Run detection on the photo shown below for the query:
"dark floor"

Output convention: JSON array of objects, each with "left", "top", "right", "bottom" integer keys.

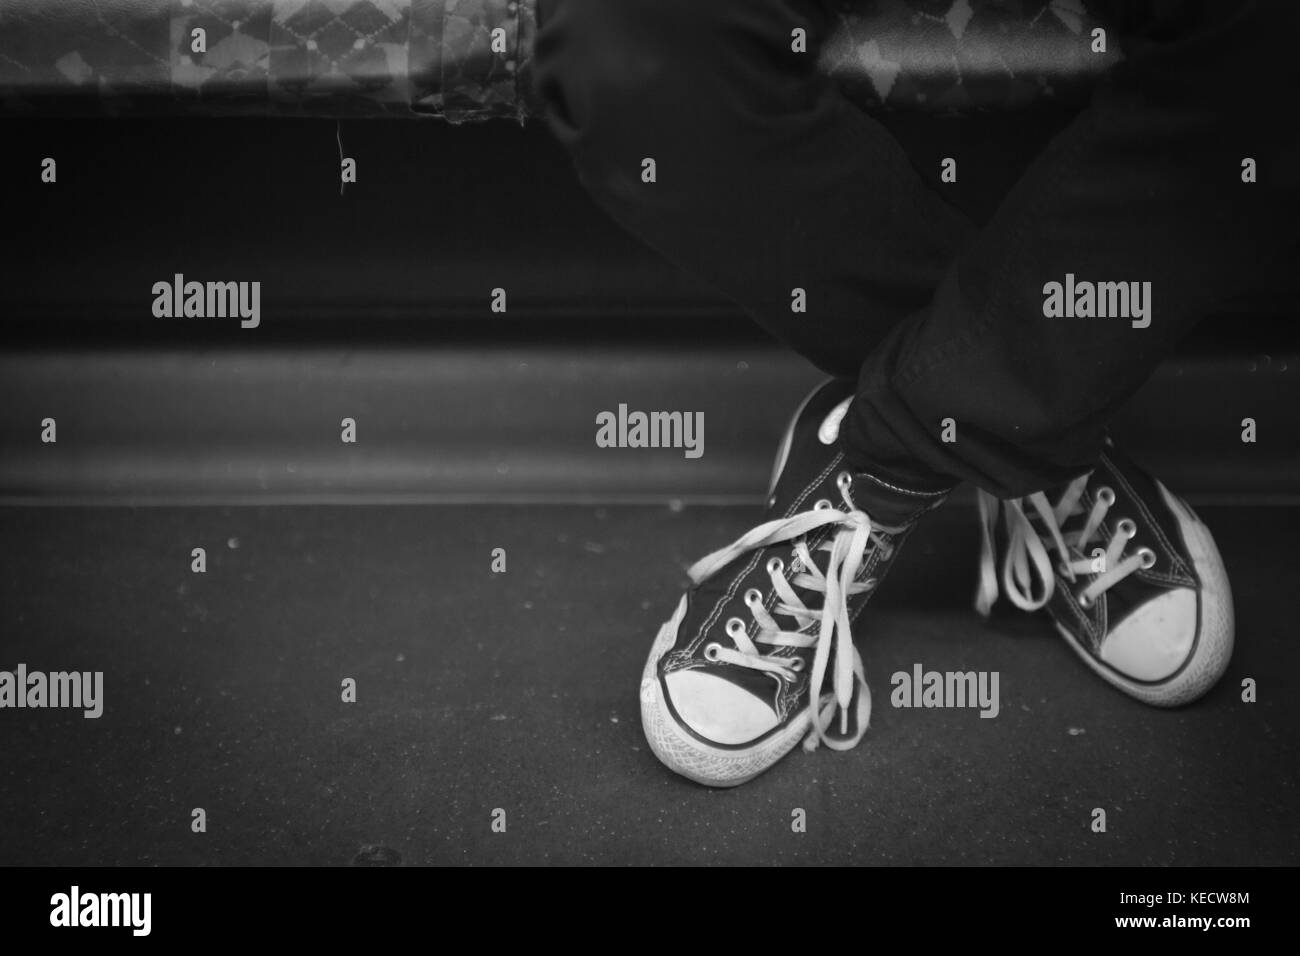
[{"left": 0, "top": 502, "right": 1295, "bottom": 866}]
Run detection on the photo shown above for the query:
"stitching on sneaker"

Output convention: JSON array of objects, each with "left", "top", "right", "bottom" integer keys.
[
  {"left": 1056, "top": 568, "right": 1104, "bottom": 646},
  {"left": 857, "top": 471, "right": 951, "bottom": 499}
]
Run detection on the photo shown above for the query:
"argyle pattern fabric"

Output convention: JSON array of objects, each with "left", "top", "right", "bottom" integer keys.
[{"left": 0, "top": 0, "right": 1109, "bottom": 118}]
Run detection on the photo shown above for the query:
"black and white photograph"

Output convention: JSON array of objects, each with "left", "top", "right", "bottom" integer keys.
[{"left": 0, "top": 0, "right": 1296, "bottom": 931}]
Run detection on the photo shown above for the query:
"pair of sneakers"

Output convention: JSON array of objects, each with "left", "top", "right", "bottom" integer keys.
[{"left": 639, "top": 380, "right": 1235, "bottom": 787}]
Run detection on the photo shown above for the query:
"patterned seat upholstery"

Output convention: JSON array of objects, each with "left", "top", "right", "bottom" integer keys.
[{"left": 0, "top": 0, "right": 1117, "bottom": 120}]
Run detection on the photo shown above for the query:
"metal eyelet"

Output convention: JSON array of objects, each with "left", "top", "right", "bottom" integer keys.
[
  {"left": 1137, "top": 547, "right": 1157, "bottom": 569},
  {"left": 1117, "top": 518, "right": 1137, "bottom": 538},
  {"left": 789, "top": 657, "right": 806, "bottom": 673},
  {"left": 766, "top": 557, "right": 784, "bottom": 575},
  {"left": 1077, "top": 590, "right": 1093, "bottom": 609},
  {"left": 836, "top": 471, "right": 852, "bottom": 492},
  {"left": 814, "top": 499, "right": 833, "bottom": 511},
  {"left": 1097, "top": 486, "right": 1116, "bottom": 506},
  {"left": 726, "top": 617, "right": 746, "bottom": 638},
  {"left": 704, "top": 642, "right": 723, "bottom": 662},
  {"left": 743, "top": 588, "right": 763, "bottom": 606}
]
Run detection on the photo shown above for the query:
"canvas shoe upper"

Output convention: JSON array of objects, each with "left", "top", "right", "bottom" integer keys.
[{"left": 974, "top": 439, "right": 1234, "bottom": 706}]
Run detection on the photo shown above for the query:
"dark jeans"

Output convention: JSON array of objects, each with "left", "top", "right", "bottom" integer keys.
[{"left": 533, "top": 0, "right": 1296, "bottom": 499}]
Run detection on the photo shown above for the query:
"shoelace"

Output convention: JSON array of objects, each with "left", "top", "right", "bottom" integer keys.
[
  {"left": 685, "top": 472, "right": 889, "bottom": 752},
  {"left": 975, "top": 473, "right": 1155, "bottom": 615}
]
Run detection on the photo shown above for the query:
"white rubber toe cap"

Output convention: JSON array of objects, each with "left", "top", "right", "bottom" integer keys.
[
  {"left": 1100, "top": 587, "right": 1197, "bottom": 682},
  {"left": 662, "top": 670, "right": 780, "bottom": 746}
]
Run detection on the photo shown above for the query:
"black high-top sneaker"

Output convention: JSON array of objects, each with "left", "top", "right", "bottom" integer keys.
[
  {"left": 639, "top": 380, "right": 950, "bottom": 787},
  {"left": 974, "top": 439, "right": 1234, "bottom": 706}
]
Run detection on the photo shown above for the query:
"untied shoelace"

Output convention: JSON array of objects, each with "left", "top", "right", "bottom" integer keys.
[
  {"left": 974, "top": 473, "right": 1152, "bottom": 615},
  {"left": 685, "top": 471, "right": 890, "bottom": 752}
]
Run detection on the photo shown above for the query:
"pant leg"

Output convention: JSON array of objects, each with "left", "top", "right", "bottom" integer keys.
[
  {"left": 841, "top": 0, "right": 1300, "bottom": 498},
  {"left": 532, "top": 0, "right": 975, "bottom": 379}
]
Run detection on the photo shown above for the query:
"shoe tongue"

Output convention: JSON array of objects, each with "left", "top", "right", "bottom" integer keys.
[{"left": 817, "top": 397, "right": 853, "bottom": 445}]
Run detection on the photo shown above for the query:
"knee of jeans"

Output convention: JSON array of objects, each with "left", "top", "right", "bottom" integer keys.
[{"left": 534, "top": 0, "right": 694, "bottom": 152}]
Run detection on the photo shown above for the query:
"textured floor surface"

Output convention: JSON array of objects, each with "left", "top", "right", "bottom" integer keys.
[{"left": 0, "top": 503, "right": 1295, "bottom": 866}]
